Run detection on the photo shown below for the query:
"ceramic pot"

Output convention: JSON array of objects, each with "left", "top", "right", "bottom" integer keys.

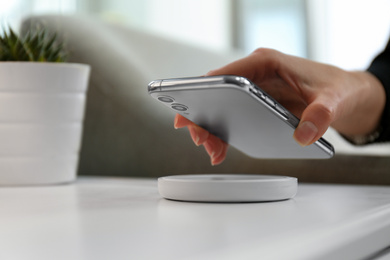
[{"left": 0, "top": 62, "right": 90, "bottom": 185}]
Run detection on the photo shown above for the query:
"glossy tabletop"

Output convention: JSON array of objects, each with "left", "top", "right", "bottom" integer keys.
[{"left": 1, "top": 177, "right": 390, "bottom": 260}]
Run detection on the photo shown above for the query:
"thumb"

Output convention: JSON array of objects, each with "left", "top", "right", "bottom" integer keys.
[{"left": 293, "top": 101, "right": 336, "bottom": 147}]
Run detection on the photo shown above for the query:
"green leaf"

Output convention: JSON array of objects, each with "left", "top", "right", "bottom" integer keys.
[{"left": 0, "top": 25, "right": 67, "bottom": 62}]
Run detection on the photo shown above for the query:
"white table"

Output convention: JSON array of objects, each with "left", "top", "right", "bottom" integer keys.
[{"left": 1, "top": 177, "right": 390, "bottom": 260}]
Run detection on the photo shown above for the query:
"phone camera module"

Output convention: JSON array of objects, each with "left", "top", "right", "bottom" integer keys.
[
  {"left": 171, "top": 103, "right": 188, "bottom": 112},
  {"left": 157, "top": 96, "right": 175, "bottom": 103}
]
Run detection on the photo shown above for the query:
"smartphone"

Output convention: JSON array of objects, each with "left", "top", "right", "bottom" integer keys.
[{"left": 148, "top": 75, "right": 334, "bottom": 159}]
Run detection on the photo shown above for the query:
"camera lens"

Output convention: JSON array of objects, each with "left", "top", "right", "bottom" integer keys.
[
  {"left": 171, "top": 103, "right": 188, "bottom": 111},
  {"left": 158, "top": 96, "right": 174, "bottom": 103}
]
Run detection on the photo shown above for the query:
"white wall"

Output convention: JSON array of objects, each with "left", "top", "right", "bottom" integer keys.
[
  {"left": 307, "top": 0, "right": 390, "bottom": 70},
  {"left": 0, "top": 0, "right": 77, "bottom": 28},
  {"left": 237, "top": 0, "right": 307, "bottom": 57},
  {"left": 1, "top": 0, "right": 232, "bottom": 52},
  {"left": 146, "top": 0, "right": 232, "bottom": 52},
  {"left": 94, "top": 0, "right": 232, "bottom": 53},
  {"left": 2, "top": 0, "right": 390, "bottom": 69}
]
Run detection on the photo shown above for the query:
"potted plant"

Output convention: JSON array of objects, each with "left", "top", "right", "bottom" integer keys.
[{"left": 0, "top": 26, "right": 90, "bottom": 185}]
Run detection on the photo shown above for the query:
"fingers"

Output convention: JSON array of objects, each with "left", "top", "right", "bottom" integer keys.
[
  {"left": 174, "top": 114, "right": 192, "bottom": 129},
  {"left": 211, "top": 142, "right": 228, "bottom": 165},
  {"left": 175, "top": 114, "right": 207, "bottom": 145},
  {"left": 293, "top": 121, "right": 319, "bottom": 147},
  {"left": 206, "top": 48, "right": 281, "bottom": 83},
  {"left": 175, "top": 114, "right": 209, "bottom": 145},
  {"left": 187, "top": 124, "right": 209, "bottom": 146},
  {"left": 293, "top": 99, "right": 337, "bottom": 146},
  {"left": 174, "top": 114, "right": 228, "bottom": 165},
  {"left": 203, "top": 134, "right": 229, "bottom": 166}
]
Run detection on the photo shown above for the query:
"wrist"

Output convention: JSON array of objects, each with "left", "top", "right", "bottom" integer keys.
[
  {"left": 331, "top": 71, "right": 386, "bottom": 139},
  {"left": 342, "top": 126, "right": 382, "bottom": 145}
]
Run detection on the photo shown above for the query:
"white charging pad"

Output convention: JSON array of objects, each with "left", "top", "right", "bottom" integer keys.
[{"left": 158, "top": 174, "right": 298, "bottom": 202}]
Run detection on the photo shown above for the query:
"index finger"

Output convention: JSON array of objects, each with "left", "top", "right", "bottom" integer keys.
[{"left": 206, "top": 48, "right": 281, "bottom": 83}]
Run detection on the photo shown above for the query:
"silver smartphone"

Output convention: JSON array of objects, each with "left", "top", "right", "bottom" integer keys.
[{"left": 148, "top": 75, "right": 334, "bottom": 159}]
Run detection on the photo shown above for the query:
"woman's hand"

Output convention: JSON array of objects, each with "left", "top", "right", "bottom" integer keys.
[{"left": 174, "top": 48, "right": 386, "bottom": 165}]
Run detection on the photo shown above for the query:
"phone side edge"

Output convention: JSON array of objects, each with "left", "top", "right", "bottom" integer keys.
[
  {"left": 148, "top": 80, "right": 162, "bottom": 93},
  {"left": 315, "top": 138, "right": 335, "bottom": 158}
]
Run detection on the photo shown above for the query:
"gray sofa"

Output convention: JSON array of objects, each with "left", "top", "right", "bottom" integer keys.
[{"left": 22, "top": 15, "right": 390, "bottom": 184}]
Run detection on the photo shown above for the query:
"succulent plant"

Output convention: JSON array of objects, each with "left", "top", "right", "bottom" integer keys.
[{"left": 0, "top": 26, "right": 67, "bottom": 62}]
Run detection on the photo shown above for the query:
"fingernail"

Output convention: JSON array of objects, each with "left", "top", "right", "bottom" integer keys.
[
  {"left": 192, "top": 134, "right": 201, "bottom": 146},
  {"left": 195, "top": 135, "right": 200, "bottom": 145},
  {"left": 210, "top": 152, "right": 217, "bottom": 166},
  {"left": 174, "top": 116, "right": 178, "bottom": 129},
  {"left": 294, "top": 121, "right": 318, "bottom": 147},
  {"left": 203, "top": 141, "right": 215, "bottom": 161},
  {"left": 188, "top": 126, "right": 201, "bottom": 146}
]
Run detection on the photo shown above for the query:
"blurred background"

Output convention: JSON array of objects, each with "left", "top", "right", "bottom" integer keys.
[
  {"left": 2, "top": 0, "right": 390, "bottom": 183},
  {"left": 1, "top": 0, "right": 390, "bottom": 70}
]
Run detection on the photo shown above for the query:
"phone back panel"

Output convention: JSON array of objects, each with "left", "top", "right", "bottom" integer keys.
[{"left": 149, "top": 76, "right": 334, "bottom": 159}]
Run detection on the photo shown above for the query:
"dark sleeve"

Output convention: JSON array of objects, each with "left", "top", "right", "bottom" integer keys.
[{"left": 367, "top": 37, "right": 390, "bottom": 143}]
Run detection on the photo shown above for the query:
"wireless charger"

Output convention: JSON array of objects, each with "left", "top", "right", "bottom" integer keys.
[{"left": 158, "top": 174, "right": 297, "bottom": 202}]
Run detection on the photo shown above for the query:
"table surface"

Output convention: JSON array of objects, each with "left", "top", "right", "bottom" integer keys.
[{"left": 1, "top": 176, "right": 390, "bottom": 260}]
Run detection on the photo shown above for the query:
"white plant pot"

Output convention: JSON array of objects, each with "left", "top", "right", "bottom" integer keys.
[{"left": 0, "top": 62, "right": 90, "bottom": 185}]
